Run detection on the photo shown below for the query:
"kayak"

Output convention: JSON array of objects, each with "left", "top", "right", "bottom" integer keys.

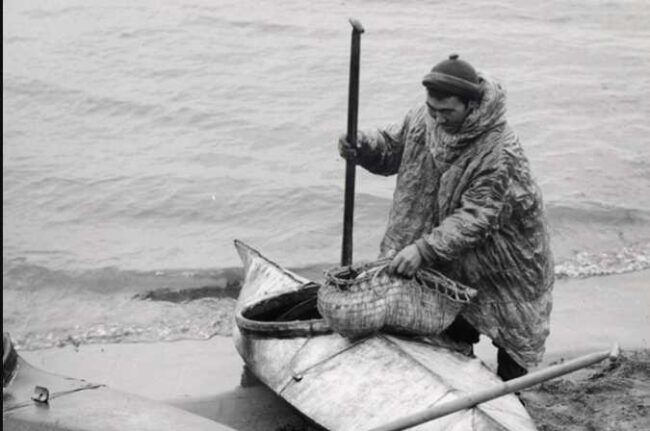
[
  {"left": 233, "top": 240, "right": 538, "bottom": 431},
  {"left": 2, "top": 333, "right": 235, "bottom": 431}
]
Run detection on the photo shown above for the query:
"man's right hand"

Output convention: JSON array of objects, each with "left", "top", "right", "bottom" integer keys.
[
  {"left": 338, "top": 134, "right": 358, "bottom": 161},
  {"left": 338, "top": 133, "right": 371, "bottom": 161}
]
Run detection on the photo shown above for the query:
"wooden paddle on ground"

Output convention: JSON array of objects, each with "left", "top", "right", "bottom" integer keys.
[
  {"left": 341, "top": 19, "right": 364, "bottom": 267},
  {"left": 368, "top": 344, "right": 620, "bottom": 431}
]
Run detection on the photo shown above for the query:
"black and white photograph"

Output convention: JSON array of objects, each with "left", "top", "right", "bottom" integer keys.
[{"left": 3, "top": 0, "right": 649, "bottom": 430}]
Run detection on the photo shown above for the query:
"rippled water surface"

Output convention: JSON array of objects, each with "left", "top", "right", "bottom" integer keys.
[{"left": 4, "top": 0, "right": 650, "bottom": 349}]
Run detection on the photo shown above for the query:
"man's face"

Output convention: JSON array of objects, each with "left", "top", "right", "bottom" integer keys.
[{"left": 426, "top": 94, "right": 469, "bottom": 134}]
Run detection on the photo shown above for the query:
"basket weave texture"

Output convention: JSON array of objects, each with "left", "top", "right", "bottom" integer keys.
[{"left": 317, "top": 260, "right": 478, "bottom": 338}]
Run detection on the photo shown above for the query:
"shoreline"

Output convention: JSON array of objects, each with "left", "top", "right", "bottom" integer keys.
[
  {"left": 19, "top": 269, "right": 649, "bottom": 400},
  {"left": 15, "top": 269, "right": 649, "bottom": 429}
]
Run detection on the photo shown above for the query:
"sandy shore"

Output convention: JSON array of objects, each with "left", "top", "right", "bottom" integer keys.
[
  {"left": 522, "top": 349, "right": 650, "bottom": 431},
  {"left": 18, "top": 269, "right": 650, "bottom": 430}
]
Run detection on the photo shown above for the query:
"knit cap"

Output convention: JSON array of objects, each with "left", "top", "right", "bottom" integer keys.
[{"left": 422, "top": 54, "right": 481, "bottom": 101}]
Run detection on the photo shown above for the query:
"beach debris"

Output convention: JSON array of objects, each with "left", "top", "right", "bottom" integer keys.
[{"left": 555, "top": 244, "right": 650, "bottom": 279}]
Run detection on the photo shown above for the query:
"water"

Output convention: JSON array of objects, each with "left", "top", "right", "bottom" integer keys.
[{"left": 4, "top": 0, "right": 650, "bottom": 350}]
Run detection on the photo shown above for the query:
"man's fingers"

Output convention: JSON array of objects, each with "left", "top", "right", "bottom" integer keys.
[
  {"left": 343, "top": 148, "right": 357, "bottom": 160},
  {"left": 338, "top": 140, "right": 358, "bottom": 160},
  {"left": 388, "top": 256, "right": 401, "bottom": 274},
  {"left": 397, "top": 259, "right": 410, "bottom": 276}
]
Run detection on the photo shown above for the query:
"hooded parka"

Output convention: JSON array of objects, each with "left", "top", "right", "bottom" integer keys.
[{"left": 356, "top": 77, "right": 553, "bottom": 368}]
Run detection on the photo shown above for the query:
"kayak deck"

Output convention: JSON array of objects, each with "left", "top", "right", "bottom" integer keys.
[
  {"left": 233, "top": 240, "right": 537, "bottom": 430},
  {"left": 3, "top": 335, "right": 235, "bottom": 431}
]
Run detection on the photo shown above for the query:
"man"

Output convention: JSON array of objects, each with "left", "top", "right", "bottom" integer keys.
[{"left": 338, "top": 54, "right": 553, "bottom": 381}]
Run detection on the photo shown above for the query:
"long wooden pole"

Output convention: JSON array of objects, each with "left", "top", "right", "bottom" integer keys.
[
  {"left": 341, "top": 18, "right": 364, "bottom": 267},
  {"left": 368, "top": 344, "right": 620, "bottom": 431}
]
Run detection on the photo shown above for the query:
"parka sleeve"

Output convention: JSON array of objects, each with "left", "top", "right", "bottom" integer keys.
[
  {"left": 416, "top": 159, "right": 511, "bottom": 262},
  {"left": 355, "top": 111, "right": 412, "bottom": 176}
]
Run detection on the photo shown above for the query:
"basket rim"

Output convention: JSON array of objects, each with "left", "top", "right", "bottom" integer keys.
[{"left": 324, "top": 260, "right": 478, "bottom": 303}]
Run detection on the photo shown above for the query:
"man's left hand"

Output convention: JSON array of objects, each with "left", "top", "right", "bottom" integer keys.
[{"left": 388, "top": 244, "right": 422, "bottom": 278}]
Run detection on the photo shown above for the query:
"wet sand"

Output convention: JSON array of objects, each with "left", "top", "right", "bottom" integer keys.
[
  {"left": 19, "top": 270, "right": 650, "bottom": 430},
  {"left": 522, "top": 349, "right": 650, "bottom": 431}
]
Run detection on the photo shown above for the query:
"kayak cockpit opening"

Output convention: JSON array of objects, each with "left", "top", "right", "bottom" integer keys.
[{"left": 241, "top": 282, "right": 322, "bottom": 322}]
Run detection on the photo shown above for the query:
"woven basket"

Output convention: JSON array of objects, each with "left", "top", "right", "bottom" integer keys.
[{"left": 317, "top": 260, "right": 477, "bottom": 338}]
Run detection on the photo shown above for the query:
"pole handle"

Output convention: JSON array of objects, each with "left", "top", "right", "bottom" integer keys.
[
  {"left": 341, "top": 18, "right": 364, "bottom": 267},
  {"left": 349, "top": 18, "right": 365, "bottom": 34}
]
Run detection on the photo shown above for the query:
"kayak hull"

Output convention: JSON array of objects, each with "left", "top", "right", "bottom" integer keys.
[
  {"left": 3, "top": 345, "right": 234, "bottom": 431},
  {"left": 233, "top": 240, "right": 537, "bottom": 431}
]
